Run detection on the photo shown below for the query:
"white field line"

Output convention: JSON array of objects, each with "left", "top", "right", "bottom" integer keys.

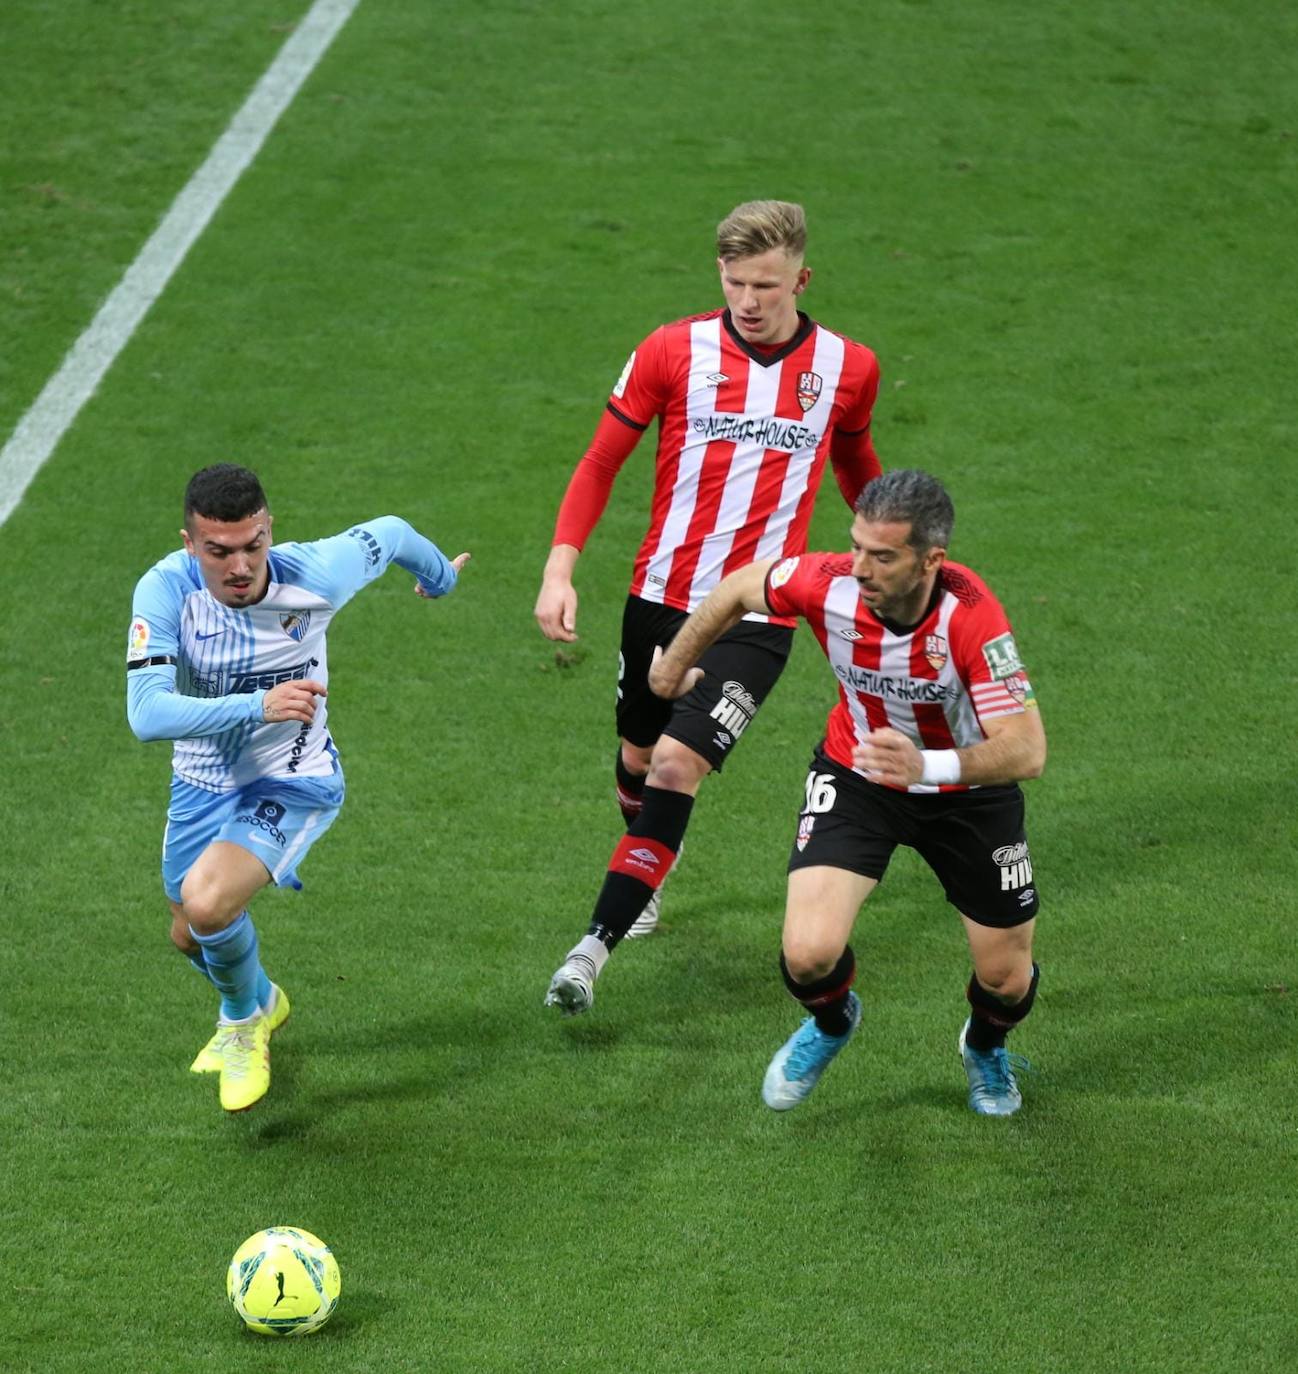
[{"left": 0, "top": 0, "right": 362, "bottom": 529}]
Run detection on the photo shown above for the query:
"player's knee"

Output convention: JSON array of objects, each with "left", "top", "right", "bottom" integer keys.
[
  {"left": 781, "top": 936, "right": 841, "bottom": 984},
  {"left": 179, "top": 877, "right": 238, "bottom": 935},
  {"left": 646, "top": 743, "right": 709, "bottom": 793},
  {"left": 169, "top": 909, "right": 200, "bottom": 955},
  {"left": 620, "top": 740, "right": 652, "bottom": 776},
  {"left": 974, "top": 955, "right": 1033, "bottom": 1003}
]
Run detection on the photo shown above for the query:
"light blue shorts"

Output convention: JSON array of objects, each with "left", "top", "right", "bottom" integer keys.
[{"left": 161, "top": 761, "right": 346, "bottom": 903}]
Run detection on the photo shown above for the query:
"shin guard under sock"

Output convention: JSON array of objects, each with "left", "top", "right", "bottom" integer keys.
[
  {"left": 965, "top": 962, "right": 1040, "bottom": 1051},
  {"left": 190, "top": 912, "right": 264, "bottom": 1022},
  {"left": 589, "top": 786, "right": 694, "bottom": 948},
  {"left": 781, "top": 946, "right": 857, "bottom": 1036},
  {"left": 615, "top": 751, "right": 648, "bottom": 826}
]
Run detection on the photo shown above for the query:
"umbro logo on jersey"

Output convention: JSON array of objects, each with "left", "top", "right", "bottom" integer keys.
[
  {"left": 704, "top": 372, "right": 729, "bottom": 386},
  {"left": 196, "top": 628, "right": 226, "bottom": 641},
  {"left": 839, "top": 629, "right": 863, "bottom": 640}
]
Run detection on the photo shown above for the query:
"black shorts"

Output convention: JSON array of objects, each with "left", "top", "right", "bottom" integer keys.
[
  {"left": 787, "top": 748, "right": 1040, "bottom": 928},
  {"left": 616, "top": 595, "right": 794, "bottom": 772}
]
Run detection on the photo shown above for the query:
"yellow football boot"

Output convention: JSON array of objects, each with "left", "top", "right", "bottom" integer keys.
[
  {"left": 219, "top": 1014, "right": 272, "bottom": 1112},
  {"left": 190, "top": 983, "right": 290, "bottom": 1074}
]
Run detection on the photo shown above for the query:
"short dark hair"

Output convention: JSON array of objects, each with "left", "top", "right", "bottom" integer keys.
[
  {"left": 854, "top": 469, "right": 954, "bottom": 551},
  {"left": 183, "top": 464, "right": 268, "bottom": 526}
]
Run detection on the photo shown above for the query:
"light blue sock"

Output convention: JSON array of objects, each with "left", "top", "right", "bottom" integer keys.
[
  {"left": 185, "top": 949, "right": 216, "bottom": 986},
  {"left": 189, "top": 912, "right": 264, "bottom": 1022},
  {"left": 184, "top": 948, "right": 269, "bottom": 1009}
]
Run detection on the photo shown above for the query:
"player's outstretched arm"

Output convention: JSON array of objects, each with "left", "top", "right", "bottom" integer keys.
[
  {"left": 534, "top": 544, "right": 580, "bottom": 641},
  {"left": 648, "top": 560, "right": 775, "bottom": 700},
  {"left": 415, "top": 550, "right": 470, "bottom": 598}
]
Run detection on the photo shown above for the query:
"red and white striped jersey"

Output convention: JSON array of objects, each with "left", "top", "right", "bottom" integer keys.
[
  {"left": 607, "top": 309, "right": 879, "bottom": 617},
  {"left": 764, "top": 554, "right": 1037, "bottom": 793}
]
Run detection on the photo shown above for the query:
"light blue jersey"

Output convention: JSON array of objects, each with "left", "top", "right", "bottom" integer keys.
[{"left": 127, "top": 517, "right": 455, "bottom": 792}]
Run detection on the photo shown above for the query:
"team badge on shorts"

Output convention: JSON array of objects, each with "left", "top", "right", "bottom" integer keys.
[
  {"left": 279, "top": 611, "right": 311, "bottom": 641},
  {"left": 796, "top": 371, "right": 823, "bottom": 413},
  {"left": 924, "top": 633, "right": 948, "bottom": 671},
  {"left": 796, "top": 814, "right": 816, "bottom": 852}
]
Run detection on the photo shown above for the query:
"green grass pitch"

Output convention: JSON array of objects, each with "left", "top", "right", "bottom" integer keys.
[{"left": 1, "top": 1, "right": 1296, "bottom": 1370}]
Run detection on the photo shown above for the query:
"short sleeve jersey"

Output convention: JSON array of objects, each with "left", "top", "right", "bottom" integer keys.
[
  {"left": 609, "top": 309, "right": 879, "bottom": 619},
  {"left": 127, "top": 529, "right": 389, "bottom": 792},
  {"left": 764, "top": 554, "right": 1036, "bottom": 793}
]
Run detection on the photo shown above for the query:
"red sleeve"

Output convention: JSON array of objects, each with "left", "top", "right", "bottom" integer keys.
[
  {"left": 828, "top": 347, "right": 881, "bottom": 509},
  {"left": 551, "top": 408, "right": 643, "bottom": 550},
  {"left": 762, "top": 553, "right": 825, "bottom": 620},
  {"left": 552, "top": 328, "right": 672, "bottom": 549},
  {"left": 946, "top": 569, "right": 1035, "bottom": 720},
  {"left": 829, "top": 426, "right": 882, "bottom": 509}
]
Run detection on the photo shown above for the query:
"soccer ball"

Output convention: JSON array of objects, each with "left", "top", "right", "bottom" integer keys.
[{"left": 226, "top": 1226, "right": 341, "bottom": 1336}]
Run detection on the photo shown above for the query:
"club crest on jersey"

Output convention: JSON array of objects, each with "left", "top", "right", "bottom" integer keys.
[
  {"left": 924, "top": 633, "right": 948, "bottom": 671},
  {"left": 1003, "top": 670, "right": 1033, "bottom": 705},
  {"left": 796, "top": 371, "right": 823, "bottom": 413},
  {"left": 279, "top": 611, "right": 311, "bottom": 642}
]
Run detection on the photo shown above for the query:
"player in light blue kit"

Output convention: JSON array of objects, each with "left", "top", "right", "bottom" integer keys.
[{"left": 127, "top": 464, "right": 469, "bottom": 1112}]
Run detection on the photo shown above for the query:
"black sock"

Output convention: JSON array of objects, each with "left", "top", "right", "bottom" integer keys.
[
  {"left": 614, "top": 751, "right": 647, "bottom": 826},
  {"left": 588, "top": 786, "right": 694, "bottom": 949},
  {"left": 781, "top": 947, "right": 857, "bottom": 1036},
  {"left": 965, "top": 963, "right": 1040, "bottom": 1051}
]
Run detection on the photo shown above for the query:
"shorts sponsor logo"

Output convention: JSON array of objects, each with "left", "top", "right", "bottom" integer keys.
[
  {"left": 924, "top": 633, "right": 948, "bottom": 671},
  {"left": 994, "top": 841, "right": 1033, "bottom": 891},
  {"left": 768, "top": 557, "right": 799, "bottom": 590},
  {"left": 796, "top": 370, "right": 823, "bottom": 413},
  {"left": 713, "top": 730, "right": 732, "bottom": 750},
  {"left": 710, "top": 681, "right": 756, "bottom": 738},
  {"left": 982, "top": 632, "right": 1023, "bottom": 680},
  {"left": 613, "top": 351, "right": 636, "bottom": 399},
  {"left": 796, "top": 813, "right": 816, "bottom": 851},
  {"left": 236, "top": 799, "right": 288, "bottom": 849},
  {"left": 279, "top": 611, "right": 311, "bottom": 642},
  {"left": 128, "top": 618, "right": 150, "bottom": 660},
  {"left": 1018, "top": 887, "right": 1036, "bottom": 908}
]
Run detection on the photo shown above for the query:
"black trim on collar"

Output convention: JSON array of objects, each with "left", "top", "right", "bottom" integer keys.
[
  {"left": 127, "top": 655, "right": 178, "bottom": 671},
  {"left": 606, "top": 401, "right": 648, "bottom": 432},
  {"left": 722, "top": 310, "right": 816, "bottom": 367}
]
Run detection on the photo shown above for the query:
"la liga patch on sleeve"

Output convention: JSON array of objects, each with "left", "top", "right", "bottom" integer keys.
[
  {"left": 128, "top": 618, "right": 150, "bottom": 661},
  {"left": 768, "top": 557, "right": 799, "bottom": 590}
]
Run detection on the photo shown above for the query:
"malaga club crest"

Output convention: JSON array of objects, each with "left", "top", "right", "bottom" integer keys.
[
  {"left": 796, "top": 371, "right": 823, "bottom": 413},
  {"left": 279, "top": 611, "right": 311, "bottom": 642}
]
